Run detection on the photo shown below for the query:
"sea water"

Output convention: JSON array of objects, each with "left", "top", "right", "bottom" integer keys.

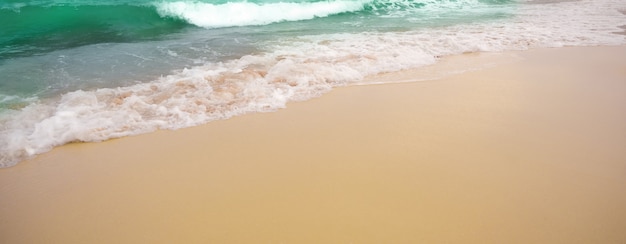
[{"left": 1, "top": 0, "right": 625, "bottom": 167}]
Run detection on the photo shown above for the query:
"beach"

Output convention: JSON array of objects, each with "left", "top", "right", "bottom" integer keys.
[{"left": 1, "top": 46, "right": 625, "bottom": 243}]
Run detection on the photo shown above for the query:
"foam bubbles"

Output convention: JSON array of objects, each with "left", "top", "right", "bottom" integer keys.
[
  {"left": 154, "top": 0, "right": 512, "bottom": 28},
  {"left": 155, "top": 0, "right": 369, "bottom": 28}
]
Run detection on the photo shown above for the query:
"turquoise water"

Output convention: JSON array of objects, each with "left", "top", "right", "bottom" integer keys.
[
  {"left": 1, "top": 0, "right": 625, "bottom": 167},
  {"left": 1, "top": 0, "right": 513, "bottom": 103},
  {"left": 0, "top": 0, "right": 509, "bottom": 62}
]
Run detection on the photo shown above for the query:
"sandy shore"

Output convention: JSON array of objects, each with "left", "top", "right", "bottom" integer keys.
[{"left": 1, "top": 46, "right": 626, "bottom": 243}]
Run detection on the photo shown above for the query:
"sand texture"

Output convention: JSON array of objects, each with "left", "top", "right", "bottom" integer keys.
[{"left": 1, "top": 46, "right": 626, "bottom": 243}]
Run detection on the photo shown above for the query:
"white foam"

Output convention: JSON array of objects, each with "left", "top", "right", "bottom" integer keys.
[
  {"left": 154, "top": 0, "right": 511, "bottom": 28},
  {"left": 1, "top": 0, "right": 625, "bottom": 167},
  {"left": 155, "top": 0, "right": 369, "bottom": 28}
]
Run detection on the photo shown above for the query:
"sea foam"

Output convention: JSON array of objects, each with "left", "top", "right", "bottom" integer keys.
[
  {"left": 155, "top": 0, "right": 369, "bottom": 28},
  {"left": 154, "top": 0, "right": 507, "bottom": 28}
]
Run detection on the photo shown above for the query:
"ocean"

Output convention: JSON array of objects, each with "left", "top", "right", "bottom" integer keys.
[{"left": 0, "top": 0, "right": 625, "bottom": 167}]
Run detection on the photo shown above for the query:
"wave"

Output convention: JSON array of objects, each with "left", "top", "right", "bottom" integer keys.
[
  {"left": 155, "top": 0, "right": 369, "bottom": 28},
  {"left": 0, "top": 2, "right": 188, "bottom": 60},
  {"left": 155, "top": 0, "right": 514, "bottom": 28},
  {"left": 1, "top": 0, "right": 511, "bottom": 59}
]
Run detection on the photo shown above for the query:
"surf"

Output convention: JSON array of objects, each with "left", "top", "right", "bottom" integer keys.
[
  {"left": 155, "top": 0, "right": 515, "bottom": 28},
  {"left": 155, "top": 0, "right": 368, "bottom": 28},
  {"left": 0, "top": 0, "right": 513, "bottom": 59}
]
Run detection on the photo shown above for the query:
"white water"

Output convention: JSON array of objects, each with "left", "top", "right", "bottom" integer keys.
[{"left": 156, "top": 0, "right": 369, "bottom": 28}]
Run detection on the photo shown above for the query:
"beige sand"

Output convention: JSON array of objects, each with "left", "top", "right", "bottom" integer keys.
[{"left": 1, "top": 46, "right": 626, "bottom": 243}]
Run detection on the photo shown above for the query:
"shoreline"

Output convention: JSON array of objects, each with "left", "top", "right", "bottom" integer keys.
[{"left": 1, "top": 46, "right": 626, "bottom": 243}]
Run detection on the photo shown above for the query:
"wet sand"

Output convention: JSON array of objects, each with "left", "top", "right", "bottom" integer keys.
[{"left": 1, "top": 46, "right": 626, "bottom": 243}]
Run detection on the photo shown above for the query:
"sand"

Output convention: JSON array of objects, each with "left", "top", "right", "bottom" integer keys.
[{"left": 1, "top": 46, "right": 626, "bottom": 243}]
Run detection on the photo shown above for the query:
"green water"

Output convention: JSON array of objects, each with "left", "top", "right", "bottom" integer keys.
[{"left": 1, "top": 3, "right": 188, "bottom": 60}]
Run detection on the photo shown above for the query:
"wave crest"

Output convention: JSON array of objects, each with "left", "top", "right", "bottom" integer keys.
[
  {"left": 155, "top": 0, "right": 370, "bottom": 28},
  {"left": 155, "top": 0, "right": 512, "bottom": 28}
]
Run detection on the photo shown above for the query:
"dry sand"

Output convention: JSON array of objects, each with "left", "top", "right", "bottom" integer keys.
[{"left": 1, "top": 46, "right": 626, "bottom": 243}]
